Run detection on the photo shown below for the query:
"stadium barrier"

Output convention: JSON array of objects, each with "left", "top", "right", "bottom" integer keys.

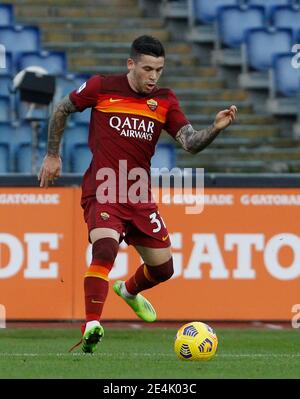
[{"left": 0, "top": 174, "right": 300, "bottom": 321}]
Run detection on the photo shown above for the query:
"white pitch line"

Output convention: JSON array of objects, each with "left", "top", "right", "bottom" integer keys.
[
  {"left": 130, "top": 324, "right": 143, "bottom": 329},
  {"left": 251, "top": 321, "right": 284, "bottom": 330},
  {"left": 265, "top": 324, "right": 283, "bottom": 330},
  {"left": 0, "top": 353, "right": 300, "bottom": 358},
  {"left": 219, "top": 353, "right": 300, "bottom": 358}
]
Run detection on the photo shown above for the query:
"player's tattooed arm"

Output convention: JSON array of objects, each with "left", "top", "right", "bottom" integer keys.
[
  {"left": 175, "top": 123, "right": 220, "bottom": 154},
  {"left": 175, "top": 105, "right": 237, "bottom": 154},
  {"left": 47, "top": 96, "right": 78, "bottom": 156}
]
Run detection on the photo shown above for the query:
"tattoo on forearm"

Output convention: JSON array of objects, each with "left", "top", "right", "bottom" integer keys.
[
  {"left": 47, "top": 96, "right": 77, "bottom": 156},
  {"left": 175, "top": 124, "right": 221, "bottom": 154}
]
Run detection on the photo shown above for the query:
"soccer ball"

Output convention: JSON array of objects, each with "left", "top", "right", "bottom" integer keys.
[{"left": 174, "top": 321, "right": 218, "bottom": 361}]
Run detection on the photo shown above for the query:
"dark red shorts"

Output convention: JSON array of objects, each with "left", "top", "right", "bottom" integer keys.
[{"left": 81, "top": 197, "right": 171, "bottom": 248}]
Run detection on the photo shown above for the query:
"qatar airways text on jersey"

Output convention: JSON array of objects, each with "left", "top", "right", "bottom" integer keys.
[{"left": 109, "top": 116, "right": 155, "bottom": 141}]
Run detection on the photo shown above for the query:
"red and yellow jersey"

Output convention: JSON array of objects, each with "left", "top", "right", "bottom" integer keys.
[{"left": 69, "top": 74, "right": 189, "bottom": 200}]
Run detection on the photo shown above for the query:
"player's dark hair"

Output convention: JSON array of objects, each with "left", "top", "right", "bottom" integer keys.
[{"left": 130, "top": 35, "right": 165, "bottom": 61}]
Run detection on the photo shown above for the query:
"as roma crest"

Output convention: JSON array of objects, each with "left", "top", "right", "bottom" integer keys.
[
  {"left": 147, "top": 99, "right": 158, "bottom": 111},
  {"left": 100, "top": 212, "right": 110, "bottom": 221}
]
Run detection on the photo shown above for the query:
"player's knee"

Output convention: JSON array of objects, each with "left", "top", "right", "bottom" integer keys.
[
  {"left": 92, "top": 237, "right": 119, "bottom": 265},
  {"left": 146, "top": 257, "right": 174, "bottom": 283}
]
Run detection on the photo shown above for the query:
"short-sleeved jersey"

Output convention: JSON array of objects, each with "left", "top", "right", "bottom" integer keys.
[{"left": 69, "top": 73, "right": 189, "bottom": 202}]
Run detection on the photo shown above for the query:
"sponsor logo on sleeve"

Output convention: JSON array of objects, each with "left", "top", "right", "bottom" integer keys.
[{"left": 76, "top": 82, "right": 87, "bottom": 94}]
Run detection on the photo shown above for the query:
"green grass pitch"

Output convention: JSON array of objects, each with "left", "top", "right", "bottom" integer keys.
[{"left": 0, "top": 327, "right": 299, "bottom": 379}]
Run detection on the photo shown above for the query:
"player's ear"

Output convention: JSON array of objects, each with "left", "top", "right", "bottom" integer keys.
[{"left": 127, "top": 58, "right": 135, "bottom": 71}]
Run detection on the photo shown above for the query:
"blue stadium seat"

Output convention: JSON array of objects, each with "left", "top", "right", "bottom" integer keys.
[
  {"left": 272, "top": 5, "right": 300, "bottom": 39},
  {"left": 74, "top": 74, "right": 91, "bottom": 90},
  {"left": 72, "top": 108, "right": 92, "bottom": 124},
  {"left": 34, "top": 120, "right": 48, "bottom": 144},
  {"left": 12, "top": 122, "right": 33, "bottom": 154},
  {"left": 248, "top": 0, "right": 294, "bottom": 20},
  {"left": 0, "top": 26, "right": 41, "bottom": 66},
  {"left": 0, "top": 122, "right": 12, "bottom": 148},
  {"left": 0, "top": 51, "right": 12, "bottom": 75},
  {"left": 0, "top": 4, "right": 14, "bottom": 26},
  {"left": 193, "top": 0, "right": 238, "bottom": 24},
  {"left": 55, "top": 74, "right": 78, "bottom": 100},
  {"left": 245, "top": 27, "right": 293, "bottom": 71},
  {"left": 0, "top": 143, "right": 10, "bottom": 173},
  {"left": 53, "top": 75, "right": 90, "bottom": 126},
  {"left": 217, "top": 5, "right": 266, "bottom": 48},
  {"left": 0, "top": 123, "right": 12, "bottom": 172},
  {"left": 54, "top": 73, "right": 89, "bottom": 103},
  {"left": 0, "top": 75, "right": 12, "bottom": 96},
  {"left": 0, "top": 121, "right": 32, "bottom": 170},
  {"left": 15, "top": 143, "right": 45, "bottom": 174},
  {"left": 0, "top": 96, "right": 10, "bottom": 122},
  {"left": 63, "top": 123, "right": 89, "bottom": 171},
  {"left": 151, "top": 143, "right": 176, "bottom": 169},
  {"left": 17, "top": 51, "right": 67, "bottom": 75},
  {"left": 272, "top": 52, "right": 300, "bottom": 96},
  {"left": 70, "top": 143, "right": 92, "bottom": 173}
]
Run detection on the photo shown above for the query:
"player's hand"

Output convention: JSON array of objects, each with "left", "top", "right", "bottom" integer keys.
[
  {"left": 38, "top": 154, "right": 62, "bottom": 188},
  {"left": 214, "top": 105, "right": 237, "bottom": 131}
]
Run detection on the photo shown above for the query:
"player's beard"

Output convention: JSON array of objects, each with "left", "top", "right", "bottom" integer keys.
[
  {"left": 137, "top": 80, "right": 155, "bottom": 94},
  {"left": 133, "top": 72, "right": 155, "bottom": 94},
  {"left": 144, "top": 82, "right": 156, "bottom": 93}
]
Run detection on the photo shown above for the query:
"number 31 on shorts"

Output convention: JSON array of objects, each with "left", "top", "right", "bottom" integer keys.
[{"left": 149, "top": 212, "right": 166, "bottom": 233}]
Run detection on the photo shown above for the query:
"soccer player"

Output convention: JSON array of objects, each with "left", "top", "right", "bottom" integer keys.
[{"left": 38, "top": 35, "right": 237, "bottom": 353}]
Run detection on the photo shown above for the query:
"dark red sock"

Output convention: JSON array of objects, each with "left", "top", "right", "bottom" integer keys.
[
  {"left": 125, "top": 258, "right": 173, "bottom": 295},
  {"left": 84, "top": 276, "right": 109, "bottom": 322},
  {"left": 125, "top": 264, "right": 154, "bottom": 295},
  {"left": 84, "top": 238, "right": 118, "bottom": 322}
]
